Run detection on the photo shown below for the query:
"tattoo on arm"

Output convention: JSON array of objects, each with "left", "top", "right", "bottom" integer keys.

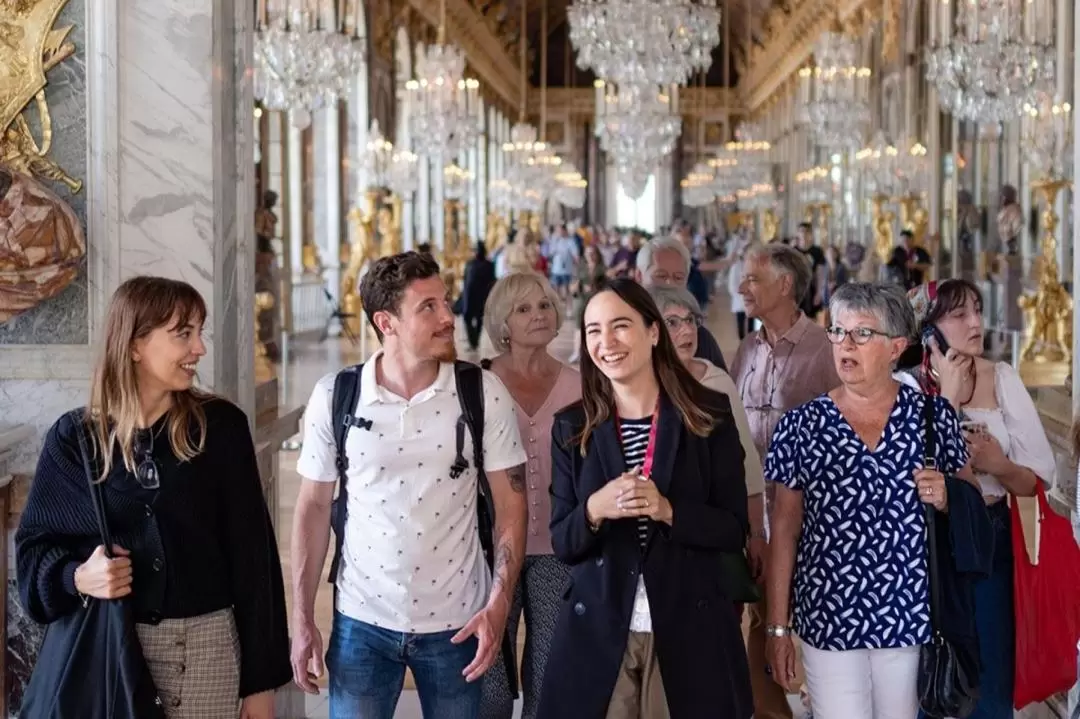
[
  {"left": 491, "top": 534, "right": 514, "bottom": 594},
  {"left": 506, "top": 463, "right": 526, "bottom": 494}
]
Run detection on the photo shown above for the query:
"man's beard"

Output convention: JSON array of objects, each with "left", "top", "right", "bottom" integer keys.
[{"left": 433, "top": 342, "right": 458, "bottom": 363}]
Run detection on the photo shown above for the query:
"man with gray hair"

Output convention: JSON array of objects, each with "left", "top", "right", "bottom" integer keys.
[
  {"left": 730, "top": 242, "right": 840, "bottom": 719},
  {"left": 634, "top": 234, "right": 728, "bottom": 370}
]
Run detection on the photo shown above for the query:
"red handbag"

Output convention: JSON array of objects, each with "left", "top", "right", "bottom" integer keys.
[{"left": 1011, "top": 485, "right": 1080, "bottom": 708}]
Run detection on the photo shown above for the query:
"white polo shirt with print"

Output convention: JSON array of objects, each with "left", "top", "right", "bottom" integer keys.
[{"left": 297, "top": 352, "right": 527, "bottom": 634}]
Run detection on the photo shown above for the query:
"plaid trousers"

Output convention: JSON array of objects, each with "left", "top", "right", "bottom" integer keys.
[{"left": 136, "top": 608, "right": 241, "bottom": 718}]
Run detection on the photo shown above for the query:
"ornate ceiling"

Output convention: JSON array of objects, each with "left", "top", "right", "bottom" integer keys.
[{"left": 466, "top": 0, "right": 794, "bottom": 89}]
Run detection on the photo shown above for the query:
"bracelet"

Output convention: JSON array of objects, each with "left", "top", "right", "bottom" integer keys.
[
  {"left": 584, "top": 505, "right": 601, "bottom": 533},
  {"left": 765, "top": 624, "right": 793, "bottom": 638}
]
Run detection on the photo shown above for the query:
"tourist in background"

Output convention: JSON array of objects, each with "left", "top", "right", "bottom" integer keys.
[
  {"left": 539, "top": 279, "right": 752, "bottom": 719},
  {"left": 567, "top": 244, "right": 608, "bottom": 364},
  {"left": 730, "top": 242, "right": 840, "bottom": 719},
  {"left": 765, "top": 282, "right": 990, "bottom": 718},
  {"left": 460, "top": 242, "right": 497, "bottom": 352},
  {"left": 728, "top": 241, "right": 750, "bottom": 340},
  {"left": 901, "top": 279, "right": 1056, "bottom": 718},
  {"left": 793, "top": 223, "right": 825, "bottom": 321},
  {"left": 478, "top": 272, "right": 580, "bottom": 719},
  {"left": 635, "top": 235, "right": 727, "bottom": 370},
  {"left": 17, "top": 276, "right": 291, "bottom": 719},
  {"left": 649, "top": 285, "right": 765, "bottom": 544}
]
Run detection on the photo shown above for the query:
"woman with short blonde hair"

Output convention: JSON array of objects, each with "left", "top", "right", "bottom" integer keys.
[
  {"left": 17, "top": 276, "right": 291, "bottom": 718},
  {"left": 479, "top": 271, "right": 579, "bottom": 719}
]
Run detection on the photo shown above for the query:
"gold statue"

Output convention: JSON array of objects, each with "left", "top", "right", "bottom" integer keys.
[
  {"left": 762, "top": 209, "right": 779, "bottom": 243},
  {"left": 341, "top": 203, "right": 377, "bottom": 338},
  {"left": 896, "top": 195, "right": 929, "bottom": 249},
  {"left": 871, "top": 194, "right": 896, "bottom": 263},
  {"left": 0, "top": 0, "right": 80, "bottom": 193},
  {"left": 1018, "top": 179, "right": 1074, "bottom": 364},
  {"left": 301, "top": 244, "right": 323, "bottom": 276},
  {"left": 376, "top": 205, "right": 400, "bottom": 257}
]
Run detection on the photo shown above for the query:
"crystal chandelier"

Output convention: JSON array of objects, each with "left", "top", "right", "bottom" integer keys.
[
  {"left": 926, "top": 0, "right": 1056, "bottom": 123},
  {"left": 358, "top": 120, "right": 394, "bottom": 187},
  {"left": 555, "top": 164, "right": 588, "bottom": 209},
  {"left": 796, "top": 32, "right": 872, "bottom": 149},
  {"left": 596, "top": 82, "right": 682, "bottom": 198},
  {"left": 387, "top": 151, "right": 419, "bottom": 197},
  {"left": 443, "top": 162, "right": 473, "bottom": 202},
  {"left": 568, "top": 0, "right": 721, "bottom": 87},
  {"left": 253, "top": 0, "right": 364, "bottom": 130},
  {"left": 726, "top": 122, "right": 772, "bottom": 185},
  {"left": 681, "top": 162, "right": 716, "bottom": 208},
  {"left": 501, "top": 123, "right": 548, "bottom": 213},
  {"left": 1022, "top": 95, "right": 1073, "bottom": 181},
  {"left": 407, "top": 43, "right": 482, "bottom": 162},
  {"left": 855, "top": 130, "right": 901, "bottom": 196}
]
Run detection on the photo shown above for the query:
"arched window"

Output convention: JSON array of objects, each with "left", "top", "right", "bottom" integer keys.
[{"left": 613, "top": 172, "right": 657, "bottom": 233}]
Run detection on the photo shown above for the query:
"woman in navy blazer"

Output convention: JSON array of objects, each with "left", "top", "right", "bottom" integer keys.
[{"left": 538, "top": 279, "right": 753, "bottom": 719}]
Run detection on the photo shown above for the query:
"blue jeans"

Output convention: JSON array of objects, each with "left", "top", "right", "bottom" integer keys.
[
  {"left": 326, "top": 611, "right": 481, "bottom": 719},
  {"left": 968, "top": 501, "right": 1014, "bottom": 719}
]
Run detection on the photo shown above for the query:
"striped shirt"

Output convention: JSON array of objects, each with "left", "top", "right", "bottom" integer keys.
[{"left": 619, "top": 417, "right": 652, "bottom": 551}]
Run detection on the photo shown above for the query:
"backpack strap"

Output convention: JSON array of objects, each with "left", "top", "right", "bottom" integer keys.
[
  {"left": 328, "top": 364, "right": 363, "bottom": 585},
  {"left": 453, "top": 360, "right": 519, "bottom": 698}
]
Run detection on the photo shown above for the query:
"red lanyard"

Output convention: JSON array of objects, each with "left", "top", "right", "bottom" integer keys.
[{"left": 615, "top": 400, "right": 660, "bottom": 477}]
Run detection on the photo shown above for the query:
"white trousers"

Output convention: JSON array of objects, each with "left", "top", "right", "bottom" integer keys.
[{"left": 801, "top": 643, "right": 920, "bottom": 719}]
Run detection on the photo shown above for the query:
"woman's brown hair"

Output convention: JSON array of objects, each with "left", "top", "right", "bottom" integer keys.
[
  {"left": 575, "top": 278, "right": 720, "bottom": 454},
  {"left": 87, "top": 276, "right": 211, "bottom": 480}
]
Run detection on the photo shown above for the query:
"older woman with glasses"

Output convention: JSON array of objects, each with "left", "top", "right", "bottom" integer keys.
[
  {"left": 764, "top": 283, "right": 992, "bottom": 719},
  {"left": 648, "top": 285, "right": 766, "bottom": 570}
]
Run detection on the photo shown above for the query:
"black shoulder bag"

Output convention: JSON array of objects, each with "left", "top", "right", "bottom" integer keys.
[
  {"left": 917, "top": 398, "right": 979, "bottom": 719},
  {"left": 20, "top": 413, "right": 164, "bottom": 719}
]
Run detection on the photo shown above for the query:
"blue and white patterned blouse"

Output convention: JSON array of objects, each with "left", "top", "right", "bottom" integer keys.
[{"left": 765, "top": 384, "right": 969, "bottom": 651}]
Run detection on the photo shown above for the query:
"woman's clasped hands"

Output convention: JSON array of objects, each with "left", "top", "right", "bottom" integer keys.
[{"left": 586, "top": 467, "right": 673, "bottom": 526}]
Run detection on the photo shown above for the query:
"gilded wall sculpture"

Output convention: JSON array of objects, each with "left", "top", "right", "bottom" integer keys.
[{"left": 0, "top": 0, "right": 86, "bottom": 344}]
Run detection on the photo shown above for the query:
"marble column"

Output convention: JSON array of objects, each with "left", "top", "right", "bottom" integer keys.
[
  {"left": 1072, "top": 0, "right": 1080, "bottom": 402},
  {"left": 287, "top": 117, "right": 305, "bottom": 277},
  {"left": 313, "top": 107, "right": 342, "bottom": 313}
]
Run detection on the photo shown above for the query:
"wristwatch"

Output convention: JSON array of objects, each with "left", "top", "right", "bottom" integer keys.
[{"left": 765, "top": 624, "right": 793, "bottom": 638}]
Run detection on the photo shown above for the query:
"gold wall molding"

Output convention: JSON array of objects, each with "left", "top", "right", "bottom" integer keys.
[
  {"left": 529, "top": 87, "right": 743, "bottom": 118},
  {"left": 738, "top": 0, "right": 872, "bottom": 112},
  {"left": 407, "top": 0, "right": 521, "bottom": 110}
]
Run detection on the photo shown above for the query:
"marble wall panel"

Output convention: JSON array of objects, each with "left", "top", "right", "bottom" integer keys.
[
  {"left": 0, "top": 0, "right": 89, "bottom": 346},
  {"left": 0, "top": 380, "right": 85, "bottom": 474}
]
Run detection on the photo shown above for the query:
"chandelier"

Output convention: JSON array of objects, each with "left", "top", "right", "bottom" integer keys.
[
  {"left": 855, "top": 131, "right": 901, "bottom": 196},
  {"left": 253, "top": 0, "right": 365, "bottom": 130},
  {"left": 596, "top": 82, "right": 682, "bottom": 198},
  {"left": 443, "top": 162, "right": 473, "bottom": 202},
  {"left": 926, "top": 0, "right": 1056, "bottom": 123},
  {"left": 555, "top": 164, "right": 588, "bottom": 209},
  {"left": 568, "top": 0, "right": 721, "bottom": 87},
  {"left": 796, "top": 32, "right": 872, "bottom": 149},
  {"left": 357, "top": 120, "right": 419, "bottom": 197},
  {"left": 681, "top": 162, "right": 716, "bottom": 208},
  {"left": 500, "top": 122, "right": 548, "bottom": 213},
  {"left": 406, "top": 43, "right": 482, "bottom": 162},
  {"left": 1022, "top": 95, "right": 1073, "bottom": 181},
  {"left": 726, "top": 122, "right": 772, "bottom": 185}
]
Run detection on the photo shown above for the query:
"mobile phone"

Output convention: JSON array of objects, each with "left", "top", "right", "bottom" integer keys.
[{"left": 921, "top": 324, "right": 949, "bottom": 355}]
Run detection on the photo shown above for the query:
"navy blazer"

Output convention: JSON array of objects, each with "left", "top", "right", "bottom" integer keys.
[{"left": 537, "top": 390, "right": 754, "bottom": 719}]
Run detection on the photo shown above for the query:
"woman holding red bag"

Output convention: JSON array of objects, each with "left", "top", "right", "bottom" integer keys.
[{"left": 902, "top": 280, "right": 1059, "bottom": 717}]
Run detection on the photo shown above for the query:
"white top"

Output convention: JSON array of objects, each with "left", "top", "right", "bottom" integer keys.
[
  {"left": 897, "top": 363, "right": 1055, "bottom": 497},
  {"left": 297, "top": 353, "right": 527, "bottom": 633}
]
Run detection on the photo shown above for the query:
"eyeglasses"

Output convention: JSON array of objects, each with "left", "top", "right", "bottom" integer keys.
[
  {"left": 664, "top": 314, "right": 701, "bottom": 332},
  {"left": 825, "top": 326, "right": 895, "bottom": 345},
  {"left": 134, "top": 433, "right": 161, "bottom": 490}
]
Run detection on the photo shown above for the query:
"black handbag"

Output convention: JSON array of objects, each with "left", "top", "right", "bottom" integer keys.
[
  {"left": 718, "top": 551, "right": 762, "bottom": 604},
  {"left": 19, "top": 414, "right": 165, "bottom": 719},
  {"left": 916, "top": 399, "right": 979, "bottom": 719}
]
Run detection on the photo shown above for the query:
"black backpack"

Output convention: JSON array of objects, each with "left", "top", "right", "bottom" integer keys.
[{"left": 327, "top": 359, "right": 518, "bottom": 697}]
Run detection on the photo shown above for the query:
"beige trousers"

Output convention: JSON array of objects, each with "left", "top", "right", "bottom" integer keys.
[{"left": 605, "top": 632, "right": 670, "bottom": 719}]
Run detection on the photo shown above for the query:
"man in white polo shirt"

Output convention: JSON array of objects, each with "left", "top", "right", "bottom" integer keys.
[{"left": 289, "top": 252, "right": 528, "bottom": 719}]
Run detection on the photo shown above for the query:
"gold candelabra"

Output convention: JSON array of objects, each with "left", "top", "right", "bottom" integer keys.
[
  {"left": 254, "top": 291, "right": 275, "bottom": 382},
  {"left": 1018, "top": 178, "right": 1073, "bottom": 364},
  {"left": 301, "top": 244, "right": 322, "bottom": 275}
]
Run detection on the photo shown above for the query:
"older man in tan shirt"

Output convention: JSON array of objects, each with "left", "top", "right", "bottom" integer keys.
[{"left": 730, "top": 242, "right": 841, "bottom": 719}]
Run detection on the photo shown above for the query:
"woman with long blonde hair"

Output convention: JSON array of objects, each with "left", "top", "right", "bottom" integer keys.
[{"left": 17, "top": 276, "right": 291, "bottom": 718}]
